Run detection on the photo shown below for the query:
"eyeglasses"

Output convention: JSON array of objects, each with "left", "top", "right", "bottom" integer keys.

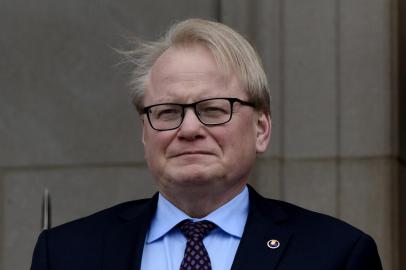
[{"left": 142, "top": 97, "right": 255, "bottom": 131}]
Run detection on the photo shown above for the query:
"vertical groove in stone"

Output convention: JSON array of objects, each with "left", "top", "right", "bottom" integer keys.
[
  {"left": 391, "top": 1, "right": 400, "bottom": 268},
  {"left": 390, "top": 0, "right": 399, "bottom": 258},
  {"left": 279, "top": 0, "right": 286, "bottom": 201},
  {"left": 246, "top": 0, "right": 256, "bottom": 43},
  {"left": 0, "top": 170, "right": 4, "bottom": 270},
  {"left": 391, "top": 159, "right": 399, "bottom": 270},
  {"left": 393, "top": 7, "right": 401, "bottom": 266},
  {"left": 334, "top": 0, "right": 342, "bottom": 219},
  {"left": 398, "top": 0, "right": 406, "bottom": 268},
  {"left": 216, "top": 0, "right": 222, "bottom": 22}
]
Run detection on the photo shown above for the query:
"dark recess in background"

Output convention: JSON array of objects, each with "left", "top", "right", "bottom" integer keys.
[{"left": 398, "top": 0, "right": 405, "bottom": 268}]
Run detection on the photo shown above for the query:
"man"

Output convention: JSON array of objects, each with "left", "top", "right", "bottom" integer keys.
[{"left": 31, "top": 18, "right": 382, "bottom": 270}]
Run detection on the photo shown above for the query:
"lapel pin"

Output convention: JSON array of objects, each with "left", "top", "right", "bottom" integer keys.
[{"left": 267, "top": 239, "right": 280, "bottom": 249}]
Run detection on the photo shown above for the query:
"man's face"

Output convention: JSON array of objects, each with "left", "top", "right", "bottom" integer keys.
[{"left": 142, "top": 44, "right": 271, "bottom": 202}]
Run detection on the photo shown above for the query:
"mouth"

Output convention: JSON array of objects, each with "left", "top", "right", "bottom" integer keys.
[{"left": 171, "top": 151, "right": 214, "bottom": 158}]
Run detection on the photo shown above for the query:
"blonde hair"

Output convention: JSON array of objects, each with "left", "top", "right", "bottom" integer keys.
[{"left": 124, "top": 18, "right": 271, "bottom": 115}]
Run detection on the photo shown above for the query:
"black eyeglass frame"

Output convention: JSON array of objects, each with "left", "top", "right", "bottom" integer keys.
[{"left": 142, "top": 97, "right": 255, "bottom": 131}]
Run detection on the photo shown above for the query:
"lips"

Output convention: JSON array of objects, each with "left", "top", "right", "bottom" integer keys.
[
  {"left": 168, "top": 150, "right": 215, "bottom": 158},
  {"left": 172, "top": 151, "right": 214, "bottom": 157}
]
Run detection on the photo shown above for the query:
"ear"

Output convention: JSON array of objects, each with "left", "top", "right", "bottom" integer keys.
[
  {"left": 255, "top": 112, "right": 271, "bottom": 153},
  {"left": 140, "top": 117, "right": 146, "bottom": 145}
]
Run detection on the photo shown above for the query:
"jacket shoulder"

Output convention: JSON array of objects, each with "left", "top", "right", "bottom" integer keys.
[
  {"left": 47, "top": 197, "right": 153, "bottom": 241},
  {"left": 267, "top": 197, "right": 364, "bottom": 234},
  {"left": 31, "top": 198, "right": 156, "bottom": 270},
  {"left": 256, "top": 197, "right": 381, "bottom": 268}
]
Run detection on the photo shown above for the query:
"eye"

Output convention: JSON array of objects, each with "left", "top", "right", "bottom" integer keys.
[
  {"left": 198, "top": 100, "right": 230, "bottom": 117},
  {"left": 154, "top": 106, "right": 182, "bottom": 120},
  {"left": 201, "top": 106, "right": 228, "bottom": 116}
]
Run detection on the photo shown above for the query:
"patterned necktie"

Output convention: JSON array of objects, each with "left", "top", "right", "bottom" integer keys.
[{"left": 178, "top": 220, "right": 217, "bottom": 270}]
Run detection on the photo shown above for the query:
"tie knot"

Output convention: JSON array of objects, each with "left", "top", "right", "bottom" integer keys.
[{"left": 178, "top": 220, "right": 217, "bottom": 240}]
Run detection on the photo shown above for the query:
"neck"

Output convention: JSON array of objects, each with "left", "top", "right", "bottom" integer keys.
[{"left": 159, "top": 183, "right": 246, "bottom": 218}]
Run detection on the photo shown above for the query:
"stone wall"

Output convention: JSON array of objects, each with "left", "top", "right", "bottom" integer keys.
[{"left": 0, "top": 0, "right": 399, "bottom": 269}]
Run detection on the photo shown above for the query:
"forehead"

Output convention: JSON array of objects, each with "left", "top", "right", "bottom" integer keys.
[
  {"left": 145, "top": 44, "right": 245, "bottom": 103},
  {"left": 151, "top": 44, "right": 220, "bottom": 76}
]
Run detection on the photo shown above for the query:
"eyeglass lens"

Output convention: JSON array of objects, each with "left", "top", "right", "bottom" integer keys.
[{"left": 148, "top": 99, "right": 233, "bottom": 130}]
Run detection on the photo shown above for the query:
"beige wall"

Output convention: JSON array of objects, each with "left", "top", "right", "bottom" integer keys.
[{"left": 0, "top": 0, "right": 399, "bottom": 269}]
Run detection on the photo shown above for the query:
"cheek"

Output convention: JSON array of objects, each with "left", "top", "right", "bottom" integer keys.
[
  {"left": 143, "top": 129, "right": 172, "bottom": 157},
  {"left": 143, "top": 134, "right": 167, "bottom": 174},
  {"left": 229, "top": 122, "right": 257, "bottom": 154},
  {"left": 217, "top": 127, "right": 256, "bottom": 157}
]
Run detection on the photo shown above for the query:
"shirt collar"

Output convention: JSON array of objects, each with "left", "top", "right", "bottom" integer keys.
[{"left": 146, "top": 186, "right": 249, "bottom": 243}]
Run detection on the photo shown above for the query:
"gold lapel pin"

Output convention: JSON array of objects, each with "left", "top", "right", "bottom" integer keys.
[{"left": 267, "top": 239, "right": 280, "bottom": 249}]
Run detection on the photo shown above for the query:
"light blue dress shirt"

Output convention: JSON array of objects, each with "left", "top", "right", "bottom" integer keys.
[{"left": 141, "top": 186, "right": 249, "bottom": 270}]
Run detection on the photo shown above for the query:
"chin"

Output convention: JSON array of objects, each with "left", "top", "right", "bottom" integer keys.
[
  {"left": 168, "top": 170, "right": 222, "bottom": 187},
  {"left": 175, "top": 173, "right": 217, "bottom": 185}
]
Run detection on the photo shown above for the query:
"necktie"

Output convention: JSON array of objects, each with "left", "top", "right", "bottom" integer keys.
[{"left": 178, "top": 220, "right": 217, "bottom": 270}]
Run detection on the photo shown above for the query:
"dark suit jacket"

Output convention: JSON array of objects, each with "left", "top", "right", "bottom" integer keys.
[{"left": 31, "top": 186, "right": 382, "bottom": 270}]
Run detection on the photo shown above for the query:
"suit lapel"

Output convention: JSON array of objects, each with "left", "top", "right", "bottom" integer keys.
[
  {"left": 102, "top": 194, "right": 158, "bottom": 270},
  {"left": 231, "top": 187, "right": 293, "bottom": 270}
]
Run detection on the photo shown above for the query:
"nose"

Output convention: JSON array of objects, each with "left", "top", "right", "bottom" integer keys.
[{"left": 177, "top": 108, "right": 204, "bottom": 140}]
